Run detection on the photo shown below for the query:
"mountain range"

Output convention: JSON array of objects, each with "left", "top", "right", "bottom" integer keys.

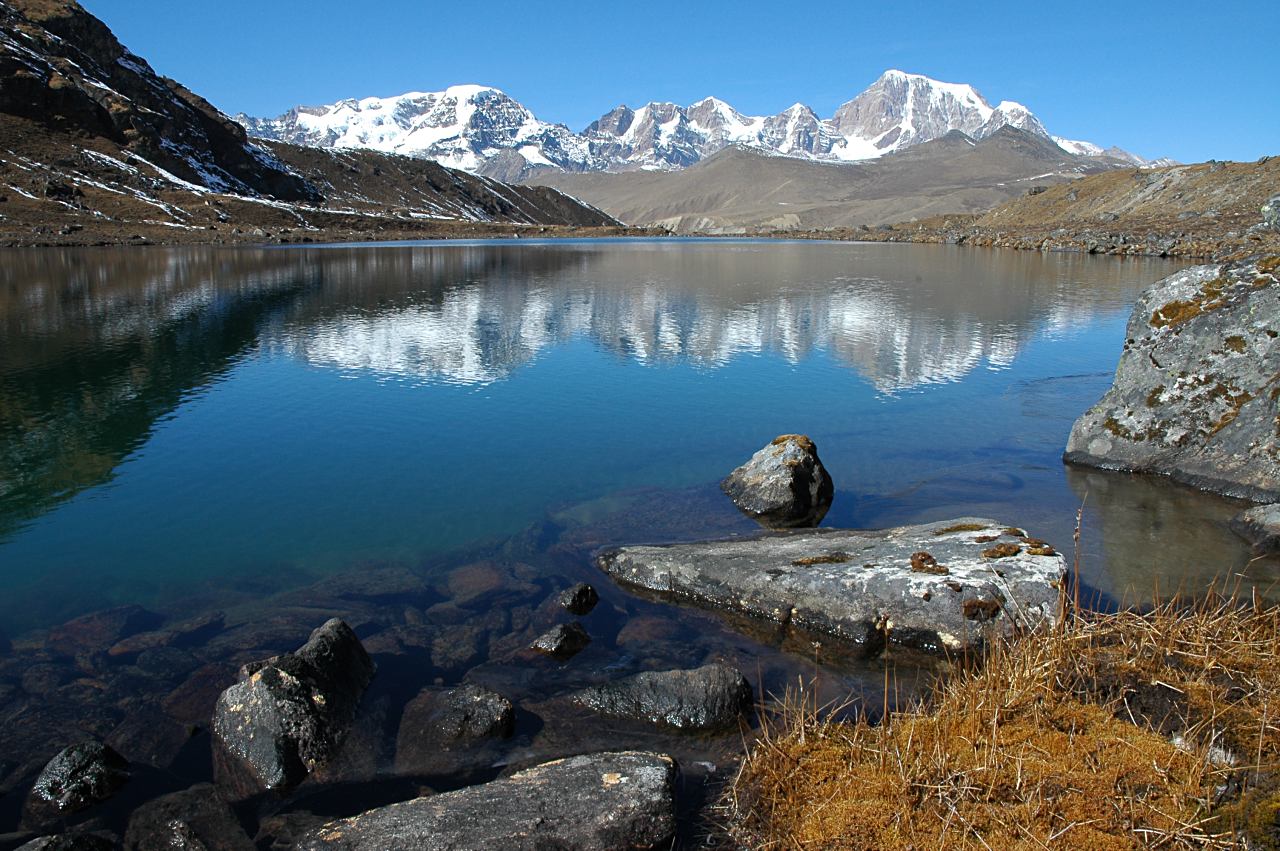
[{"left": 238, "top": 71, "right": 1173, "bottom": 181}]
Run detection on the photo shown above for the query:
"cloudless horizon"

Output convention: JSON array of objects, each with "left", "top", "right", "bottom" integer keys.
[{"left": 80, "top": 0, "right": 1276, "bottom": 164}]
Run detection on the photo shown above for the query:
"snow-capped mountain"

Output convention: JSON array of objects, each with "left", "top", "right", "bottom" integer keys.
[
  {"left": 240, "top": 71, "right": 1166, "bottom": 178},
  {"left": 238, "top": 85, "right": 599, "bottom": 177}
]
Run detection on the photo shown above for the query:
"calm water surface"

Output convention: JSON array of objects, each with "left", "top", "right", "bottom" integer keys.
[{"left": 0, "top": 239, "right": 1270, "bottom": 636}]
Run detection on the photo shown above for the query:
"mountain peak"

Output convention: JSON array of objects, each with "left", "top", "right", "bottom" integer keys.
[{"left": 238, "top": 73, "right": 1159, "bottom": 179}]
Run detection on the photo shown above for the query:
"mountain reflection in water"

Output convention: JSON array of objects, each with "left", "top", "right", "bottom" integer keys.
[{"left": 1, "top": 239, "right": 1266, "bottom": 634}]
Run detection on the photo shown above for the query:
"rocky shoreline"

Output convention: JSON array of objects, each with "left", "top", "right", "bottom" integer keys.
[{"left": 3, "top": 249, "right": 1280, "bottom": 845}]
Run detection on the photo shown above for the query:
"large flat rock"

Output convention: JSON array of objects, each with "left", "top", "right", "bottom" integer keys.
[
  {"left": 299, "top": 751, "right": 676, "bottom": 850},
  {"left": 597, "top": 518, "right": 1065, "bottom": 653},
  {"left": 1066, "top": 257, "right": 1280, "bottom": 501}
]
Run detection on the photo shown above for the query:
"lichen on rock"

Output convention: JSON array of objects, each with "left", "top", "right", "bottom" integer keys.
[{"left": 1065, "top": 256, "right": 1280, "bottom": 501}]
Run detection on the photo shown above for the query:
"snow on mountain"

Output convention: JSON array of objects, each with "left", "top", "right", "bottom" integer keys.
[
  {"left": 238, "top": 84, "right": 598, "bottom": 176},
  {"left": 239, "top": 72, "right": 1163, "bottom": 177}
]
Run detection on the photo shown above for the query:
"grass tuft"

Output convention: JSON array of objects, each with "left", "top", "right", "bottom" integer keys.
[{"left": 726, "top": 592, "right": 1280, "bottom": 849}]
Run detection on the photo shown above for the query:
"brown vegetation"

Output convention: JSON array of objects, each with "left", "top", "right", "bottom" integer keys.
[{"left": 727, "top": 595, "right": 1280, "bottom": 849}]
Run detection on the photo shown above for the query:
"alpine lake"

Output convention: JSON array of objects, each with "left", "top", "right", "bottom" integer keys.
[{"left": 1, "top": 238, "right": 1274, "bottom": 839}]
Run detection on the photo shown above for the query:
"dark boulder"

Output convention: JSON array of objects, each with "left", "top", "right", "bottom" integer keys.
[
  {"left": 721, "top": 434, "right": 834, "bottom": 529},
  {"left": 0, "top": 626, "right": 10, "bottom": 655},
  {"left": 530, "top": 622, "right": 590, "bottom": 660},
  {"left": 211, "top": 619, "right": 374, "bottom": 797},
  {"left": 45, "top": 606, "right": 161, "bottom": 658},
  {"left": 123, "top": 783, "right": 254, "bottom": 851},
  {"left": 558, "top": 582, "right": 599, "bottom": 615},
  {"left": 394, "top": 684, "right": 514, "bottom": 775},
  {"left": 22, "top": 742, "right": 129, "bottom": 829},
  {"left": 1230, "top": 504, "right": 1280, "bottom": 554},
  {"left": 573, "top": 664, "right": 752, "bottom": 731},
  {"left": 299, "top": 751, "right": 677, "bottom": 850}
]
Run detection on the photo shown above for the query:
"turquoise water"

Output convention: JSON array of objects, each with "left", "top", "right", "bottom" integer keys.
[{"left": 0, "top": 239, "right": 1266, "bottom": 635}]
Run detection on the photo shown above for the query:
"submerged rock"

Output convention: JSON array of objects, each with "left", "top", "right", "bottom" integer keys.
[
  {"left": 530, "top": 622, "right": 591, "bottom": 660},
  {"left": 212, "top": 618, "right": 375, "bottom": 797},
  {"left": 558, "top": 582, "right": 599, "bottom": 615},
  {"left": 598, "top": 518, "right": 1065, "bottom": 654},
  {"left": 299, "top": 751, "right": 677, "bottom": 850},
  {"left": 394, "top": 684, "right": 514, "bottom": 775},
  {"left": 23, "top": 741, "right": 129, "bottom": 829},
  {"left": 1230, "top": 503, "right": 1280, "bottom": 553},
  {"left": 1065, "top": 257, "right": 1280, "bottom": 501},
  {"left": 16, "top": 835, "right": 117, "bottom": 851},
  {"left": 721, "top": 434, "right": 834, "bottom": 529},
  {"left": 45, "top": 606, "right": 162, "bottom": 658},
  {"left": 123, "top": 783, "right": 254, "bottom": 851},
  {"left": 573, "top": 664, "right": 752, "bottom": 730}
]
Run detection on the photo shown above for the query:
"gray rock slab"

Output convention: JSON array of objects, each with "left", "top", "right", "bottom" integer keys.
[
  {"left": 573, "top": 664, "right": 752, "bottom": 730},
  {"left": 1065, "top": 258, "right": 1280, "bottom": 501},
  {"left": 597, "top": 518, "right": 1065, "bottom": 654},
  {"left": 299, "top": 751, "right": 677, "bottom": 850},
  {"left": 1230, "top": 503, "right": 1280, "bottom": 553}
]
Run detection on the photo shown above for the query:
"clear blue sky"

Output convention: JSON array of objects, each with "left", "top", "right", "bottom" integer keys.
[{"left": 80, "top": 0, "right": 1276, "bottom": 164}]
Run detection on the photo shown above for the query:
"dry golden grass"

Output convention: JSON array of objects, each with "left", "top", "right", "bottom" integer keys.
[{"left": 728, "top": 594, "right": 1280, "bottom": 850}]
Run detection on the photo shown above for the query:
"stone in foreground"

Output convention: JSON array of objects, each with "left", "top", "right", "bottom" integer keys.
[
  {"left": 530, "top": 622, "right": 590, "bottom": 660},
  {"left": 1065, "top": 258, "right": 1280, "bottom": 501},
  {"left": 558, "top": 582, "right": 599, "bottom": 615},
  {"left": 574, "top": 664, "right": 752, "bottom": 730},
  {"left": 299, "top": 751, "right": 677, "bottom": 850},
  {"left": 23, "top": 742, "right": 129, "bottom": 829},
  {"left": 123, "top": 783, "right": 255, "bottom": 851},
  {"left": 1230, "top": 504, "right": 1280, "bottom": 554},
  {"left": 212, "top": 619, "right": 375, "bottom": 797},
  {"left": 721, "top": 434, "right": 834, "bottom": 529},
  {"left": 597, "top": 518, "right": 1065, "bottom": 654},
  {"left": 394, "top": 684, "right": 514, "bottom": 774}
]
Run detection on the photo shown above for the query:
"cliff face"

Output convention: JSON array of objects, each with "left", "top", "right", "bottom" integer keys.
[
  {"left": 1066, "top": 256, "right": 1280, "bottom": 502},
  {"left": 1, "top": 0, "right": 319, "bottom": 200}
]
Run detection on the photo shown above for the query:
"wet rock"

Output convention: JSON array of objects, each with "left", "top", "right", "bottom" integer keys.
[
  {"left": 46, "top": 606, "right": 162, "bottom": 658},
  {"left": 23, "top": 742, "right": 129, "bottom": 829},
  {"left": 530, "top": 622, "right": 590, "bottom": 660},
  {"left": 1065, "top": 258, "right": 1280, "bottom": 502},
  {"left": 123, "top": 783, "right": 254, "bottom": 851},
  {"left": 573, "top": 664, "right": 752, "bottom": 730},
  {"left": 721, "top": 434, "right": 834, "bottom": 529},
  {"left": 558, "top": 582, "right": 599, "bottom": 615},
  {"left": 1230, "top": 503, "right": 1280, "bottom": 553},
  {"left": 395, "top": 684, "right": 514, "bottom": 774},
  {"left": 598, "top": 518, "right": 1065, "bottom": 654},
  {"left": 299, "top": 751, "right": 677, "bottom": 850},
  {"left": 212, "top": 619, "right": 375, "bottom": 797},
  {"left": 16, "top": 834, "right": 117, "bottom": 850}
]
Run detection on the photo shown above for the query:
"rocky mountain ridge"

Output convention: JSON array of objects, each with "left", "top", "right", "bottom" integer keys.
[
  {"left": 0, "top": 0, "right": 621, "bottom": 245},
  {"left": 526, "top": 126, "right": 1129, "bottom": 233},
  {"left": 239, "top": 70, "right": 1172, "bottom": 180}
]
